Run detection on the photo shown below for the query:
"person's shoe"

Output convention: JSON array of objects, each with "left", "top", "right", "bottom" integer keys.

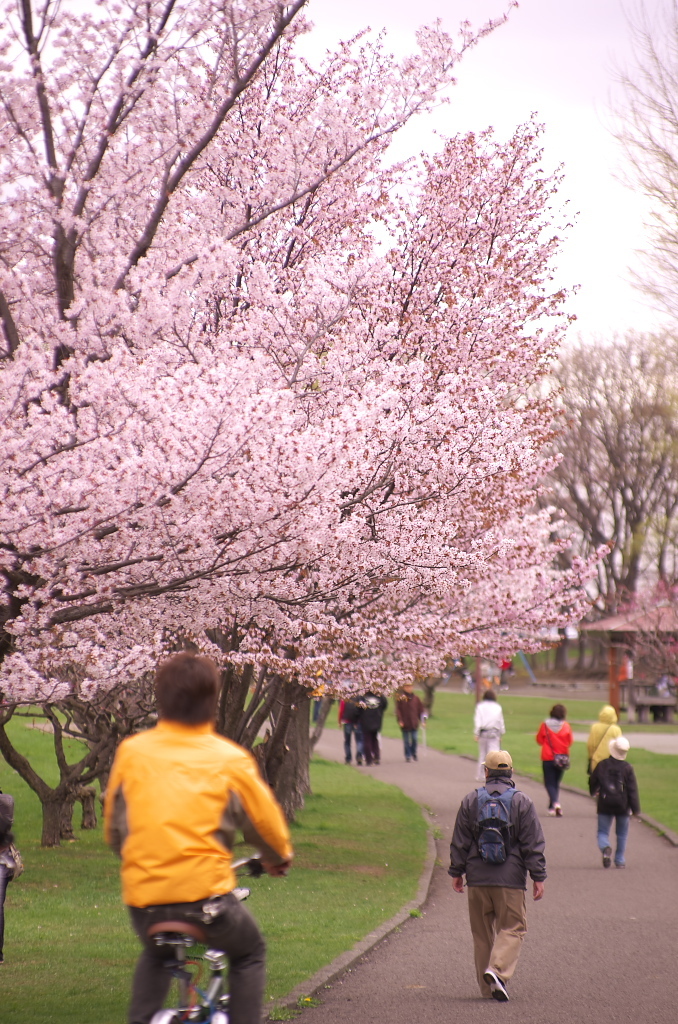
[
  {"left": 374, "top": 760, "right": 380, "bottom": 766},
  {"left": 602, "top": 846, "right": 612, "bottom": 868},
  {"left": 405, "top": 758, "right": 411, "bottom": 763},
  {"left": 547, "top": 808, "right": 557, "bottom": 816},
  {"left": 483, "top": 969, "right": 509, "bottom": 1002},
  {"left": 356, "top": 757, "right": 363, "bottom": 765},
  {"left": 554, "top": 804, "right": 563, "bottom": 817},
  {"left": 412, "top": 755, "right": 417, "bottom": 761},
  {"left": 615, "top": 862, "right": 626, "bottom": 869},
  {"left": 345, "top": 760, "right": 351, "bottom": 765}
]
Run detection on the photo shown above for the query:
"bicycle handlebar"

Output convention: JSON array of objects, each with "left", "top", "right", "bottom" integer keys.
[{"left": 231, "top": 854, "right": 264, "bottom": 878}]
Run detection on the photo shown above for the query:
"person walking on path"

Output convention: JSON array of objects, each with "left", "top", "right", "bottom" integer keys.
[
  {"left": 586, "top": 704, "right": 622, "bottom": 774},
  {"left": 395, "top": 681, "right": 427, "bottom": 762},
  {"left": 473, "top": 689, "right": 505, "bottom": 782},
  {"left": 589, "top": 736, "right": 641, "bottom": 869},
  {"left": 356, "top": 692, "right": 388, "bottom": 766},
  {"left": 338, "top": 696, "right": 364, "bottom": 765},
  {"left": 449, "top": 749, "right": 546, "bottom": 1003},
  {"left": 535, "top": 704, "right": 573, "bottom": 816},
  {"left": 104, "top": 652, "right": 293, "bottom": 1024}
]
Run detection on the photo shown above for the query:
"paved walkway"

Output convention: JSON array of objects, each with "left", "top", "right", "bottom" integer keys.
[{"left": 300, "top": 730, "right": 676, "bottom": 1024}]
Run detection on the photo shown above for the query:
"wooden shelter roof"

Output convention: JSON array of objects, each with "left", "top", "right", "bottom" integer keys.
[{"left": 581, "top": 605, "right": 678, "bottom": 633}]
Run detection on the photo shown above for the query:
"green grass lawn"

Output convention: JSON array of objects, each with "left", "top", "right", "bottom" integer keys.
[
  {"left": 0, "top": 721, "right": 427, "bottom": 1024},
  {"left": 373, "top": 690, "right": 678, "bottom": 833}
]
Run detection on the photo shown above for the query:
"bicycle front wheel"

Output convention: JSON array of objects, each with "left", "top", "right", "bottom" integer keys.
[{"left": 149, "top": 1012, "right": 183, "bottom": 1024}]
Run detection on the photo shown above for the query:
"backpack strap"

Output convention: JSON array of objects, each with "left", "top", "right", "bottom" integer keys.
[{"left": 592, "top": 724, "right": 612, "bottom": 760}]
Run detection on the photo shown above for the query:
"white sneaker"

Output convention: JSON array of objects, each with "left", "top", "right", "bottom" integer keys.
[{"left": 483, "top": 968, "right": 509, "bottom": 1002}]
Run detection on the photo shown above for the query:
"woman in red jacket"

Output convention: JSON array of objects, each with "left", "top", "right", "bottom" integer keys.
[{"left": 536, "top": 704, "right": 573, "bottom": 816}]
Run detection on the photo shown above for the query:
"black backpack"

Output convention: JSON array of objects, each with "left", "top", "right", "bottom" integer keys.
[
  {"left": 598, "top": 762, "right": 628, "bottom": 814},
  {"left": 475, "top": 788, "right": 515, "bottom": 864}
]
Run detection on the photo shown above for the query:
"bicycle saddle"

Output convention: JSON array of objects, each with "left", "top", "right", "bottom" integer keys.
[{"left": 147, "top": 920, "right": 207, "bottom": 946}]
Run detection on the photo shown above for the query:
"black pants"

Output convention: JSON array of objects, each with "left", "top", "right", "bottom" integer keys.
[
  {"left": 0, "top": 864, "right": 10, "bottom": 960},
  {"left": 542, "top": 759, "right": 564, "bottom": 808},
  {"left": 128, "top": 893, "right": 266, "bottom": 1024},
  {"left": 362, "top": 729, "right": 380, "bottom": 765}
]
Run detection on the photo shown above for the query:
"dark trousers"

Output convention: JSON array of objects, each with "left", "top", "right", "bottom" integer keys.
[
  {"left": 401, "top": 728, "right": 418, "bottom": 760},
  {"left": 343, "top": 722, "right": 364, "bottom": 763},
  {"left": 0, "top": 864, "right": 9, "bottom": 959},
  {"left": 362, "top": 729, "right": 380, "bottom": 765},
  {"left": 542, "top": 759, "right": 564, "bottom": 808},
  {"left": 128, "top": 892, "right": 266, "bottom": 1024}
]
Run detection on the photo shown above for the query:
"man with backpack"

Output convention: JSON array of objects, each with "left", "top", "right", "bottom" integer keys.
[
  {"left": 589, "top": 736, "right": 640, "bottom": 868},
  {"left": 449, "top": 749, "right": 546, "bottom": 1003}
]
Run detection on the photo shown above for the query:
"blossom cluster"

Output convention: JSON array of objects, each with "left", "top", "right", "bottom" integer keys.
[{"left": 0, "top": 1, "right": 593, "bottom": 704}]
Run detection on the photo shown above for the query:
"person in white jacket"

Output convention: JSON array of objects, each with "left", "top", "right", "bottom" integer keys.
[{"left": 473, "top": 690, "right": 506, "bottom": 781}]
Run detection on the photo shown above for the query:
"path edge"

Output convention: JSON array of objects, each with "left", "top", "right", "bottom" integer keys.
[{"left": 265, "top": 808, "right": 438, "bottom": 1019}]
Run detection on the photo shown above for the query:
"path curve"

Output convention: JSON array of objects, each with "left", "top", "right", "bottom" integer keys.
[{"left": 279, "top": 730, "right": 676, "bottom": 1024}]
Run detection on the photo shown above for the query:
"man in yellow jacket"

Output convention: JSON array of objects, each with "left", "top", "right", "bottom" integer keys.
[{"left": 104, "top": 652, "right": 293, "bottom": 1024}]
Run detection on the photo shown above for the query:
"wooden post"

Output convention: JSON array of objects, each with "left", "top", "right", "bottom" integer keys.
[{"left": 609, "top": 641, "right": 620, "bottom": 716}]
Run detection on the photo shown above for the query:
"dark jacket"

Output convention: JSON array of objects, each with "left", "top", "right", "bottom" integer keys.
[
  {"left": 589, "top": 758, "right": 640, "bottom": 815},
  {"left": 396, "top": 692, "right": 425, "bottom": 731},
  {"left": 339, "top": 697, "right": 362, "bottom": 725},
  {"left": 449, "top": 775, "right": 547, "bottom": 889},
  {"left": 357, "top": 693, "right": 388, "bottom": 732},
  {"left": 0, "top": 792, "right": 14, "bottom": 850}
]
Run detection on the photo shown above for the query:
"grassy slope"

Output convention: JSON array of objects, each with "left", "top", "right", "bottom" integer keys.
[
  {"left": 0, "top": 720, "right": 426, "bottom": 1024},
  {"left": 374, "top": 691, "right": 678, "bottom": 833}
]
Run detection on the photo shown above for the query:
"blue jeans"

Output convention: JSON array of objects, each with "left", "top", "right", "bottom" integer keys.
[
  {"left": 402, "top": 729, "right": 418, "bottom": 761},
  {"left": 343, "top": 723, "right": 363, "bottom": 763},
  {"left": 597, "top": 812, "right": 631, "bottom": 866}
]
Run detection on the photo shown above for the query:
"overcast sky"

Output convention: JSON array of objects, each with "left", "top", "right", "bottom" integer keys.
[{"left": 301, "top": 0, "right": 667, "bottom": 344}]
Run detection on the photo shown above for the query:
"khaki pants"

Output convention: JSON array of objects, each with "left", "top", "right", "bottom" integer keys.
[{"left": 467, "top": 885, "right": 527, "bottom": 997}]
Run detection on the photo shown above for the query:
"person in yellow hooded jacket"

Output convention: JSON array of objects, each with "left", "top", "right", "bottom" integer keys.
[
  {"left": 104, "top": 652, "right": 292, "bottom": 1024},
  {"left": 586, "top": 705, "right": 622, "bottom": 774}
]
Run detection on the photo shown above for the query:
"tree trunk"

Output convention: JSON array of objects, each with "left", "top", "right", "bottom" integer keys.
[
  {"left": 419, "top": 676, "right": 437, "bottom": 715},
  {"left": 79, "top": 786, "right": 98, "bottom": 829},
  {"left": 589, "top": 637, "right": 605, "bottom": 672},
  {"left": 310, "top": 696, "right": 334, "bottom": 752},
  {"left": 272, "top": 695, "right": 311, "bottom": 822},
  {"left": 554, "top": 631, "right": 569, "bottom": 671},
  {"left": 42, "top": 797, "right": 65, "bottom": 847},
  {"left": 575, "top": 631, "right": 587, "bottom": 671},
  {"left": 60, "top": 795, "right": 77, "bottom": 841}
]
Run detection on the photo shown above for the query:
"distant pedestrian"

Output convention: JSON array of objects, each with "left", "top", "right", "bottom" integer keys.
[
  {"left": 395, "top": 681, "right": 426, "bottom": 762},
  {"left": 356, "top": 692, "right": 388, "bottom": 766},
  {"left": 589, "top": 736, "right": 640, "bottom": 868},
  {"left": 449, "top": 749, "right": 546, "bottom": 1002},
  {"left": 499, "top": 659, "right": 513, "bottom": 691},
  {"left": 474, "top": 690, "right": 505, "bottom": 781},
  {"left": 535, "top": 704, "right": 573, "bottom": 816},
  {"left": 338, "top": 696, "right": 364, "bottom": 765},
  {"left": 587, "top": 705, "right": 622, "bottom": 774},
  {"left": 0, "top": 788, "right": 18, "bottom": 965}
]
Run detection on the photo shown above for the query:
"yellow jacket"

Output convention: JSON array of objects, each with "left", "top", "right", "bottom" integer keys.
[
  {"left": 104, "top": 720, "right": 292, "bottom": 908},
  {"left": 587, "top": 706, "right": 622, "bottom": 771}
]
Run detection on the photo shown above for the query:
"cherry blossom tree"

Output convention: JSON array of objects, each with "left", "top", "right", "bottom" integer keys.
[{"left": 0, "top": 0, "right": 594, "bottom": 832}]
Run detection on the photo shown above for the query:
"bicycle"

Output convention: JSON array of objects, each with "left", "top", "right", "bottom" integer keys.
[{"left": 148, "top": 856, "right": 264, "bottom": 1024}]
